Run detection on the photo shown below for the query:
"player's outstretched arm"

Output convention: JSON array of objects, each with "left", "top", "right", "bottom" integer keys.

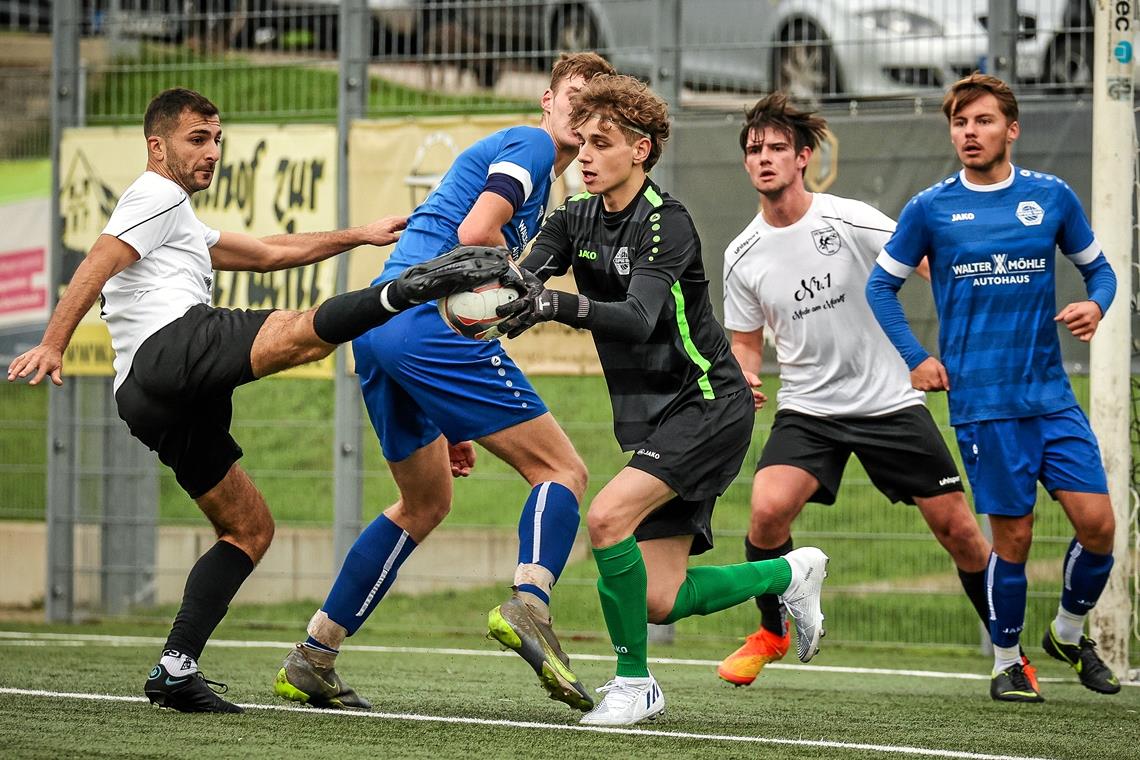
[
  {"left": 7, "top": 235, "right": 139, "bottom": 386},
  {"left": 209, "top": 215, "right": 408, "bottom": 273}
]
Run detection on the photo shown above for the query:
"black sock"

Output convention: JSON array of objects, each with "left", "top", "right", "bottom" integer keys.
[
  {"left": 312, "top": 282, "right": 409, "bottom": 345},
  {"left": 957, "top": 567, "right": 990, "bottom": 629},
  {"left": 746, "top": 536, "right": 793, "bottom": 634},
  {"left": 164, "top": 541, "right": 255, "bottom": 661}
]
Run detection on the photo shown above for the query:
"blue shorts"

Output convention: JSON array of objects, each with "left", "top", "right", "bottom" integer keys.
[
  {"left": 352, "top": 303, "right": 548, "bottom": 462},
  {"left": 954, "top": 406, "right": 1107, "bottom": 517}
]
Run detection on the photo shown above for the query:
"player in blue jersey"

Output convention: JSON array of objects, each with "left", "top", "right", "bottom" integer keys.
[
  {"left": 273, "top": 52, "right": 616, "bottom": 713},
  {"left": 866, "top": 73, "right": 1120, "bottom": 702}
]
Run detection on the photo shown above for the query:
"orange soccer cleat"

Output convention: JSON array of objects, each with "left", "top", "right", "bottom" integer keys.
[{"left": 716, "top": 625, "right": 791, "bottom": 686}]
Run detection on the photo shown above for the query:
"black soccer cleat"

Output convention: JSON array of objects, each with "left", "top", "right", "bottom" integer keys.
[
  {"left": 396, "top": 245, "right": 512, "bottom": 304},
  {"left": 990, "top": 662, "right": 1045, "bottom": 703},
  {"left": 1042, "top": 624, "right": 1121, "bottom": 694},
  {"left": 145, "top": 663, "right": 243, "bottom": 713}
]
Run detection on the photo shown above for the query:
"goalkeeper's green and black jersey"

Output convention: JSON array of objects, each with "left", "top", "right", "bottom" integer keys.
[{"left": 523, "top": 178, "right": 747, "bottom": 449}]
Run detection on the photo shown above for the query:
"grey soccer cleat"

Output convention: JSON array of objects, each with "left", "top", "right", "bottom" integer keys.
[
  {"left": 487, "top": 594, "right": 594, "bottom": 711},
  {"left": 273, "top": 644, "right": 372, "bottom": 710},
  {"left": 780, "top": 547, "right": 829, "bottom": 662}
]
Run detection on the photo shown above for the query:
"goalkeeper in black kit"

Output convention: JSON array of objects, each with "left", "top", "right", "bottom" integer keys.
[{"left": 496, "top": 73, "right": 830, "bottom": 726}]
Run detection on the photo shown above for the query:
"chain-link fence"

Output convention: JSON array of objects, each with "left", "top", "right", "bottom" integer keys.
[
  {"left": 0, "top": 0, "right": 1108, "bottom": 159},
  {"left": 1, "top": 0, "right": 1135, "bottom": 659}
]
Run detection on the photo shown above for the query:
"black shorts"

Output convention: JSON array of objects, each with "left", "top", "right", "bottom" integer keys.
[
  {"left": 630, "top": 388, "right": 754, "bottom": 556},
  {"left": 757, "top": 405, "right": 964, "bottom": 506},
  {"left": 114, "top": 304, "right": 274, "bottom": 498}
]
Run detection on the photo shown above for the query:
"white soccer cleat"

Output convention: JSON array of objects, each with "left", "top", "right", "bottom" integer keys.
[
  {"left": 579, "top": 675, "right": 665, "bottom": 726},
  {"left": 780, "top": 547, "right": 829, "bottom": 662}
]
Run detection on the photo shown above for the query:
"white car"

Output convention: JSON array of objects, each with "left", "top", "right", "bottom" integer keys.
[{"left": 540, "top": 0, "right": 1097, "bottom": 99}]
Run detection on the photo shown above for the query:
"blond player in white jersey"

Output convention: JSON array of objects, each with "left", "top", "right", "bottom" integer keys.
[{"left": 715, "top": 93, "right": 1005, "bottom": 687}]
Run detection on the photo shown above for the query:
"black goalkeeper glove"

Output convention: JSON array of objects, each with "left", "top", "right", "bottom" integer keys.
[{"left": 496, "top": 278, "right": 590, "bottom": 339}]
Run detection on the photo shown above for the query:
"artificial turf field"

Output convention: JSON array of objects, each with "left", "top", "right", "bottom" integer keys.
[{"left": 0, "top": 611, "right": 1136, "bottom": 760}]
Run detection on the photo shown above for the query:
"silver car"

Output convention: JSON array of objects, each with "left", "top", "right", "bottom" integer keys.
[{"left": 540, "top": 0, "right": 1095, "bottom": 99}]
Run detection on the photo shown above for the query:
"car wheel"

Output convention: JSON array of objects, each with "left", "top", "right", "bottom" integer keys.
[
  {"left": 550, "top": 4, "right": 600, "bottom": 54},
  {"left": 1043, "top": 32, "right": 1093, "bottom": 92},
  {"left": 773, "top": 19, "right": 842, "bottom": 101}
]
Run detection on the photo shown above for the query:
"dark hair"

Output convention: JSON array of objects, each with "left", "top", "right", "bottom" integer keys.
[
  {"left": 144, "top": 88, "right": 219, "bottom": 137},
  {"left": 942, "top": 72, "right": 1019, "bottom": 123},
  {"left": 739, "top": 92, "right": 828, "bottom": 156},
  {"left": 569, "top": 74, "right": 670, "bottom": 171},
  {"left": 549, "top": 51, "right": 616, "bottom": 92}
]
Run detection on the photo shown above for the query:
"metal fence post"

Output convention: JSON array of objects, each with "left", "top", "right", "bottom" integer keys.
[
  {"left": 985, "top": 0, "right": 1018, "bottom": 85},
  {"left": 647, "top": 0, "right": 682, "bottom": 645},
  {"left": 46, "top": 0, "right": 82, "bottom": 624},
  {"left": 650, "top": 0, "right": 682, "bottom": 192},
  {"left": 332, "top": 0, "right": 370, "bottom": 567},
  {"left": 100, "top": 381, "right": 157, "bottom": 615}
]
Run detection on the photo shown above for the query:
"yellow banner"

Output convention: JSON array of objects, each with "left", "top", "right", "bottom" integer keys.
[
  {"left": 348, "top": 115, "right": 601, "bottom": 375},
  {"left": 59, "top": 124, "right": 339, "bottom": 378}
]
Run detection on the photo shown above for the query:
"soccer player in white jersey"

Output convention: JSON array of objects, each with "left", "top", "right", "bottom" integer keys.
[
  {"left": 6, "top": 88, "right": 513, "bottom": 713},
  {"left": 716, "top": 92, "right": 997, "bottom": 687},
  {"left": 866, "top": 74, "right": 1120, "bottom": 702}
]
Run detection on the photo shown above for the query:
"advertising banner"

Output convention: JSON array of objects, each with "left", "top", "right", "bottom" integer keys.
[{"left": 58, "top": 124, "right": 339, "bottom": 377}]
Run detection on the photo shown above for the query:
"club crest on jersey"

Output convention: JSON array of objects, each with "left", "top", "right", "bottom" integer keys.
[
  {"left": 614, "top": 246, "right": 631, "bottom": 275},
  {"left": 811, "top": 225, "right": 841, "bottom": 256},
  {"left": 1015, "top": 201, "right": 1044, "bottom": 226}
]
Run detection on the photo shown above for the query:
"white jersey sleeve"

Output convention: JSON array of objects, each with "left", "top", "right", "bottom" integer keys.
[
  {"left": 201, "top": 221, "right": 221, "bottom": 248},
  {"left": 102, "top": 178, "right": 188, "bottom": 259},
  {"left": 722, "top": 218, "right": 766, "bottom": 332},
  {"left": 830, "top": 196, "right": 896, "bottom": 265}
]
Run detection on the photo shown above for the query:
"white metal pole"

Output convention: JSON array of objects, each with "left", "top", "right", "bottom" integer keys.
[{"left": 1088, "top": 0, "right": 1137, "bottom": 677}]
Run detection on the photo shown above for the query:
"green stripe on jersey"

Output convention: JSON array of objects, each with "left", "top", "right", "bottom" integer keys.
[
  {"left": 643, "top": 185, "right": 664, "bottom": 208},
  {"left": 670, "top": 281, "right": 714, "bottom": 399},
  {"left": 568, "top": 191, "right": 593, "bottom": 202}
]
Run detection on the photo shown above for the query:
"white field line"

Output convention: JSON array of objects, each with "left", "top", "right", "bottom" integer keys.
[
  {"left": 2, "top": 630, "right": 1137, "bottom": 686},
  {"left": 0, "top": 686, "right": 1060, "bottom": 760}
]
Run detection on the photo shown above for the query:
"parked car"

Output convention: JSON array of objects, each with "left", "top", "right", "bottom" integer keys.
[{"left": 537, "top": 0, "right": 1099, "bottom": 100}]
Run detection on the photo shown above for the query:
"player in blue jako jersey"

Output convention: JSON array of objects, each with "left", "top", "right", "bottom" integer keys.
[
  {"left": 866, "top": 73, "right": 1120, "bottom": 702},
  {"left": 273, "top": 53, "right": 616, "bottom": 714}
]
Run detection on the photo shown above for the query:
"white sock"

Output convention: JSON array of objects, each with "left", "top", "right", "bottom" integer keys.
[
  {"left": 159, "top": 649, "right": 198, "bottom": 676},
  {"left": 993, "top": 644, "right": 1020, "bottom": 674},
  {"left": 614, "top": 674, "right": 652, "bottom": 687},
  {"left": 1052, "top": 605, "right": 1086, "bottom": 644}
]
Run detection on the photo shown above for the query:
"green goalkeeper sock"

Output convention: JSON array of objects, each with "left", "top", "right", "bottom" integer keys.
[
  {"left": 662, "top": 559, "right": 792, "bottom": 625},
  {"left": 593, "top": 536, "right": 649, "bottom": 678}
]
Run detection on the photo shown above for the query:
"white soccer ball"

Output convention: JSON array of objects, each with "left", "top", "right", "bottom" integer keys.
[{"left": 438, "top": 278, "right": 521, "bottom": 341}]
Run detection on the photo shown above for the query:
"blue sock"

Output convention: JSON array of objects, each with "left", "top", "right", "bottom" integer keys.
[
  {"left": 303, "top": 638, "right": 338, "bottom": 655},
  {"left": 1060, "top": 538, "right": 1114, "bottom": 615},
  {"left": 320, "top": 514, "right": 417, "bottom": 636},
  {"left": 516, "top": 482, "right": 579, "bottom": 605},
  {"left": 986, "top": 553, "right": 1027, "bottom": 648}
]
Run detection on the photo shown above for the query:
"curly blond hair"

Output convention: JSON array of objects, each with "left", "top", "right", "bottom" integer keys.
[{"left": 569, "top": 74, "right": 671, "bottom": 171}]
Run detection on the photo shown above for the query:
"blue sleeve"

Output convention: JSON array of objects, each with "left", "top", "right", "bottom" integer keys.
[
  {"left": 486, "top": 127, "right": 556, "bottom": 204},
  {"left": 1057, "top": 183, "right": 1096, "bottom": 257},
  {"left": 1075, "top": 254, "right": 1117, "bottom": 316},
  {"left": 866, "top": 266, "right": 930, "bottom": 370},
  {"left": 881, "top": 195, "right": 932, "bottom": 271},
  {"left": 482, "top": 173, "right": 525, "bottom": 211}
]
